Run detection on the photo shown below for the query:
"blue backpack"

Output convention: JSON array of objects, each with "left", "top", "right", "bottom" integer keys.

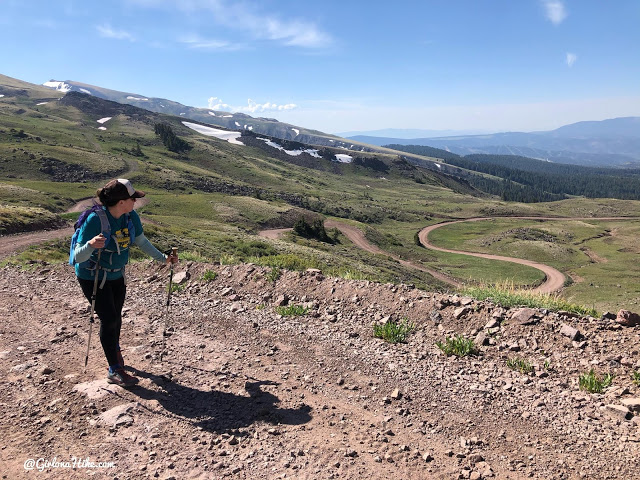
[{"left": 69, "top": 203, "right": 135, "bottom": 266}]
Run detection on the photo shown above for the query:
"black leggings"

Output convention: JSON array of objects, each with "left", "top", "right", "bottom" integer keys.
[{"left": 78, "top": 276, "right": 126, "bottom": 368}]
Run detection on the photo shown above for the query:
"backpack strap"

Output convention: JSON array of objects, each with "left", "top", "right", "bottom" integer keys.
[
  {"left": 94, "top": 208, "right": 112, "bottom": 239},
  {"left": 69, "top": 205, "right": 111, "bottom": 266}
]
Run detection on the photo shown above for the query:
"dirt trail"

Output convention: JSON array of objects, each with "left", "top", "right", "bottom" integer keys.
[
  {"left": 323, "top": 219, "right": 459, "bottom": 287},
  {"left": 262, "top": 216, "right": 640, "bottom": 295},
  {"left": 0, "top": 199, "right": 151, "bottom": 260},
  {"left": 2, "top": 261, "right": 640, "bottom": 480},
  {"left": 259, "top": 221, "right": 460, "bottom": 288},
  {"left": 419, "top": 216, "right": 640, "bottom": 294},
  {"left": 419, "top": 219, "right": 565, "bottom": 294}
]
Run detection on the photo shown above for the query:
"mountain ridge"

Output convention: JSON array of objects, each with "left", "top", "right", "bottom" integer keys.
[{"left": 348, "top": 117, "right": 640, "bottom": 167}]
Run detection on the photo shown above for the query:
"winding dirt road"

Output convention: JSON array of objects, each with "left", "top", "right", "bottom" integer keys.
[
  {"left": 419, "top": 216, "right": 640, "bottom": 294},
  {"left": 259, "top": 220, "right": 460, "bottom": 288},
  {"left": 419, "top": 219, "right": 564, "bottom": 293},
  {"left": 262, "top": 216, "right": 640, "bottom": 294},
  {"left": 4, "top": 208, "right": 638, "bottom": 293}
]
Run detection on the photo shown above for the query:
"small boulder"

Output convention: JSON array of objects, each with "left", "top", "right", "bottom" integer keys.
[
  {"left": 616, "top": 310, "right": 640, "bottom": 327},
  {"left": 172, "top": 271, "right": 190, "bottom": 285},
  {"left": 560, "top": 323, "right": 581, "bottom": 341},
  {"left": 511, "top": 308, "right": 538, "bottom": 325}
]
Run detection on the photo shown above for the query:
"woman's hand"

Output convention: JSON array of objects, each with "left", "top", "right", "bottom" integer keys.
[
  {"left": 88, "top": 233, "right": 106, "bottom": 249},
  {"left": 166, "top": 251, "right": 179, "bottom": 264}
]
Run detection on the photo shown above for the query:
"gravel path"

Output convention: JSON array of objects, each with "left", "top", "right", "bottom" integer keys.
[{"left": 1, "top": 262, "right": 640, "bottom": 479}]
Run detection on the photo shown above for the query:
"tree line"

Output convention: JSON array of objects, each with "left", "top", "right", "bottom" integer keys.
[
  {"left": 154, "top": 123, "right": 191, "bottom": 153},
  {"left": 385, "top": 144, "right": 640, "bottom": 202}
]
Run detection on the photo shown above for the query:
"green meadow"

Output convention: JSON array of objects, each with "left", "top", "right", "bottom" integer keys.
[{"left": 2, "top": 74, "right": 640, "bottom": 313}]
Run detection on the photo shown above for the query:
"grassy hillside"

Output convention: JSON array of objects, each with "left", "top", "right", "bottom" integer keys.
[{"left": 2, "top": 74, "right": 640, "bottom": 312}]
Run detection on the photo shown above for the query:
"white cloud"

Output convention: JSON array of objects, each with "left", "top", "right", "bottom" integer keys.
[
  {"left": 243, "top": 99, "right": 297, "bottom": 113},
  {"left": 542, "top": 1, "right": 568, "bottom": 25},
  {"left": 128, "top": 0, "right": 332, "bottom": 48},
  {"left": 566, "top": 52, "right": 577, "bottom": 67},
  {"left": 207, "top": 96, "right": 297, "bottom": 113},
  {"left": 96, "top": 24, "right": 135, "bottom": 41},
  {"left": 208, "top": 96, "right": 232, "bottom": 111},
  {"left": 261, "top": 17, "right": 332, "bottom": 48},
  {"left": 179, "top": 34, "right": 238, "bottom": 50}
]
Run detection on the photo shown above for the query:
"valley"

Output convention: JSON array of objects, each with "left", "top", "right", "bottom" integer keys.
[
  {"left": 2, "top": 73, "right": 640, "bottom": 480},
  {"left": 2, "top": 74, "right": 640, "bottom": 312}
]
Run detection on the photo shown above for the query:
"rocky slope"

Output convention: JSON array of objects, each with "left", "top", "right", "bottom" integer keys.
[{"left": 1, "top": 261, "right": 640, "bottom": 479}]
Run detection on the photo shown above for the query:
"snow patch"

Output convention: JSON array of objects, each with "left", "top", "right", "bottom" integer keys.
[
  {"left": 180, "top": 113, "right": 186, "bottom": 116},
  {"left": 0, "top": 94, "right": 4, "bottom": 98},
  {"left": 36, "top": 102, "right": 48, "bottom": 106},
  {"left": 235, "top": 121, "right": 241, "bottom": 127},
  {"left": 98, "top": 127, "right": 107, "bottom": 131},
  {"left": 97, "top": 117, "right": 112, "bottom": 124},
  {"left": 127, "top": 96, "right": 149, "bottom": 101},
  {"left": 43, "top": 81, "right": 71, "bottom": 92},
  {"left": 335, "top": 154, "right": 353, "bottom": 163},
  {"left": 292, "top": 128, "right": 299, "bottom": 136},
  {"left": 208, "top": 111, "right": 216, "bottom": 116},
  {"left": 434, "top": 163, "right": 441, "bottom": 169},
  {"left": 79, "top": 88, "right": 91, "bottom": 94},
  {"left": 222, "top": 114, "right": 233, "bottom": 118},
  {"left": 182, "top": 121, "right": 244, "bottom": 145},
  {"left": 257, "top": 137, "right": 321, "bottom": 158}
]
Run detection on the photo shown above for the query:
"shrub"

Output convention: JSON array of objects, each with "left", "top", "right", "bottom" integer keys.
[
  {"left": 293, "top": 217, "right": 334, "bottom": 244},
  {"left": 579, "top": 369, "right": 613, "bottom": 393},
  {"left": 507, "top": 357, "right": 533, "bottom": 374},
  {"left": 373, "top": 318, "right": 415, "bottom": 344},
  {"left": 202, "top": 270, "right": 217, "bottom": 282},
  {"left": 275, "top": 305, "right": 309, "bottom": 316},
  {"left": 266, "top": 268, "right": 281, "bottom": 283},
  {"left": 461, "top": 282, "right": 598, "bottom": 317},
  {"left": 436, "top": 334, "right": 477, "bottom": 357}
]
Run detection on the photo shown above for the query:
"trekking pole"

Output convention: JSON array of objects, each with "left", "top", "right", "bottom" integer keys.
[
  {"left": 83, "top": 249, "right": 102, "bottom": 373},
  {"left": 160, "top": 247, "right": 178, "bottom": 361}
]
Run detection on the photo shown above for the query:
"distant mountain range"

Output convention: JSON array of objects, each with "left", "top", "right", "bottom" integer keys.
[
  {"left": 40, "top": 79, "right": 357, "bottom": 150},
  {"left": 41, "top": 79, "right": 640, "bottom": 168},
  {"left": 347, "top": 117, "right": 640, "bottom": 167},
  {"left": 334, "top": 128, "right": 492, "bottom": 139}
]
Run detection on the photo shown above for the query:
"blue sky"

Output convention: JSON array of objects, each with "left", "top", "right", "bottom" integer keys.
[{"left": 2, "top": 0, "right": 639, "bottom": 134}]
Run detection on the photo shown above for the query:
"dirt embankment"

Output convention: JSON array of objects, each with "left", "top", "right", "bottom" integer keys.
[{"left": 1, "top": 262, "right": 640, "bottom": 480}]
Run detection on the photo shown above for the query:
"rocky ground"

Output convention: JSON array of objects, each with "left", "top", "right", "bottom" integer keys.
[{"left": 1, "top": 261, "right": 640, "bottom": 479}]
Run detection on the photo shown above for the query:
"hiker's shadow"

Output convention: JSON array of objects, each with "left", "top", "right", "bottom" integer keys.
[{"left": 128, "top": 367, "right": 312, "bottom": 434}]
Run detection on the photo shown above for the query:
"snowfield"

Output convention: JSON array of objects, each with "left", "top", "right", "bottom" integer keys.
[
  {"left": 335, "top": 154, "right": 353, "bottom": 163},
  {"left": 97, "top": 117, "right": 112, "bottom": 124},
  {"left": 257, "top": 137, "right": 321, "bottom": 158},
  {"left": 182, "top": 121, "right": 244, "bottom": 145},
  {"left": 43, "top": 81, "right": 71, "bottom": 92},
  {"left": 127, "top": 96, "right": 148, "bottom": 101}
]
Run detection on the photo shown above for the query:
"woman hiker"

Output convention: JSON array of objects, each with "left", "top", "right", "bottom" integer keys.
[{"left": 72, "top": 178, "right": 178, "bottom": 387}]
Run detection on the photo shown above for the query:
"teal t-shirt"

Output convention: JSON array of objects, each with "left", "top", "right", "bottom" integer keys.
[{"left": 75, "top": 208, "right": 144, "bottom": 281}]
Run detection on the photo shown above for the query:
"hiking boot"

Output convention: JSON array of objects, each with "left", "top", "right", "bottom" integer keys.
[{"left": 107, "top": 368, "right": 138, "bottom": 387}]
